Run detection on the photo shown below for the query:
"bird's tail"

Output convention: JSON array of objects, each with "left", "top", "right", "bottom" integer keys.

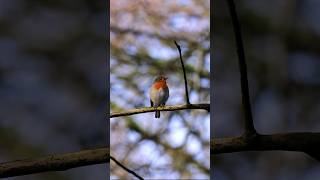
[{"left": 155, "top": 111, "right": 160, "bottom": 118}]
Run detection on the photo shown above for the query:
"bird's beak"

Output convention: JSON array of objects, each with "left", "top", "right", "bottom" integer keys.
[{"left": 165, "top": 77, "right": 168, "bottom": 80}]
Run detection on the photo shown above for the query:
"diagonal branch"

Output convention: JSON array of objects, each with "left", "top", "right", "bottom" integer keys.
[
  {"left": 211, "top": 132, "right": 320, "bottom": 161},
  {"left": 110, "top": 156, "right": 144, "bottom": 180},
  {"left": 0, "top": 147, "right": 109, "bottom": 178},
  {"left": 226, "top": 0, "right": 256, "bottom": 136},
  {"left": 174, "top": 41, "right": 191, "bottom": 105},
  {"left": 110, "top": 103, "right": 209, "bottom": 118}
]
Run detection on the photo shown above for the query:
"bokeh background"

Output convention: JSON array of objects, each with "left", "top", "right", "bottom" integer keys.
[
  {"left": 110, "top": 0, "right": 210, "bottom": 179},
  {"left": 213, "top": 0, "right": 320, "bottom": 179},
  {"left": 0, "top": 0, "right": 107, "bottom": 179}
]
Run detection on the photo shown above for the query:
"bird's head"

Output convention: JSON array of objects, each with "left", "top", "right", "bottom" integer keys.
[{"left": 154, "top": 75, "right": 168, "bottom": 83}]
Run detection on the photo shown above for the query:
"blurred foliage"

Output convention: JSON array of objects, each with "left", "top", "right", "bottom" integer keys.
[
  {"left": 213, "top": 0, "right": 320, "bottom": 179},
  {"left": 110, "top": 0, "right": 210, "bottom": 179},
  {"left": 0, "top": 0, "right": 107, "bottom": 179}
]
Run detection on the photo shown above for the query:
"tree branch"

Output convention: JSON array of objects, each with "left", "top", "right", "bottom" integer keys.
[
  {"left": 110, "top": 156, "right": 144, "bottom": 180},
  {"left": 174, "top": 41, "right": 191, "bottom": 105},
  {"left": 211, "top": 133, "right": 320, "bottom": 161},
  {"left": 0, "top": 147, "right": 109, "bottom": 178},
  {"left": 211, "top": 0, "right": 320, "bottom": 167},
  {"left": 110, "top": 103, "right": 209, "bottom": 118},
  {"left": 226, "top": 0, "right": 256, "bottom": 136}
]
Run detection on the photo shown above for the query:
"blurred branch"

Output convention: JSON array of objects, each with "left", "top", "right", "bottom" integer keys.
[
  {"left": 240, "top": 10, "right": 320, "bottom": 54},
  {"left": 0, "top": 148, "right": 109, "bottom": 178},
  {"left": 226, "top": 0, "right": 256, "bottom": 136},
  {"left": 127, "top": 122, "right": 210, "bottom": 175},
  {"left": 211, "top": 133, "right": 320, "bottom": 161},
  {"left": 111, "top": 26, "right": 199, "bottom": 44},
  {"left": 110, "top": 156, "right": 144, "bottom": 180},
  {"left": 174, "top": 41, "right": 191, "bottom": 105},
  {"left": 111, "top": 44, "right": 209, "bottom": 78},
  {"left": 110, "top": 103, "right": 209, "bottom": 118}
]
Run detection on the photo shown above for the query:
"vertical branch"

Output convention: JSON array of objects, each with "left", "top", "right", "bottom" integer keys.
[
  {"left": 226, "top": 0, "right": 257, "bottom": 136},
  {"left": 174, "top": 41, "right": 191, "bottom": 105}
]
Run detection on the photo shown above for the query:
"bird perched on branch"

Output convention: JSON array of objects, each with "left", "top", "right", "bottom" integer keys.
[{"left": 149, "top": 75, "right": 169, "bottom": 118}]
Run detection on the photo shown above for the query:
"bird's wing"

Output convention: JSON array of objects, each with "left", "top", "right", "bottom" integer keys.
[{"left": 164, "top": 87, "right": 169, "bottom": 103}]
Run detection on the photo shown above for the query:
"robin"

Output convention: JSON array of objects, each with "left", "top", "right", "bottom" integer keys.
[{"left": 149, "top": 75, "right": 169, "bottom": 118}]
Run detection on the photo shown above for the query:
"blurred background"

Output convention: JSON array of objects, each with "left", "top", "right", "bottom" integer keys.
[
  {"left": 110, "top": 0, "right": 210, "bottom": 179},
  {"left": 213, "top": 0, "right": 320, "bottom": 179},
  {"left": 0, "top": 0, "right": 107, "bottom": 179}
]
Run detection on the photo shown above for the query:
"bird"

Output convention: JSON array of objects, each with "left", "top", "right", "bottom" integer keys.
[{"left": 149, "top": 75, "right": 169, "bottom": 118}]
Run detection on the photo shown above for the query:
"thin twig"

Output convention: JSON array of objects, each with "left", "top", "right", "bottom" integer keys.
[
  {"left": 110, "top": 156, "right": 144, "bottom": 180},
  {"left": 174, "top": 41, "right": 191, "bottom": 105},
  {"left": 226, "top": 0, "right": 256, "bottom": 136},
  {"left": 110, "top": 104, "right": 209, "bottom": 118},
  {"left": 0, "top": 148, "right": 109, "bottom": 178}
]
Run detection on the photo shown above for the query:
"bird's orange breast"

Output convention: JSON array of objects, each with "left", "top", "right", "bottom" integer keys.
[{"left": 153, "top": 81, "right": 167, "bottom": 89}]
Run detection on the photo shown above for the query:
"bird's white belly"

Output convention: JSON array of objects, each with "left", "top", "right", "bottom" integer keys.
[{"left": 150, "top": 88, "right": 167, "bottom": 107}]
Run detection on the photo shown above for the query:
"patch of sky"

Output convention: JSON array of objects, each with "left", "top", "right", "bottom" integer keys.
[
  {"left": 186, "top": 134, "right": 201, "bottom": 155},
  {"left": 169, "top": 13, "right": 201, "bottom": 32},
  {"left": 123, "top": 43, "right": 138, "bottom": 55},
  {"left": 110, "top": 73, "right": 118, "bottom": 86},
  {"left": 117, "top": 12, "right": 133, "bottom": 28},
  {"left": 146, "top": 39, "right": 177, "bottom": 60},
  {"left": 127, "top": 130, "right": 141, "bottom": 143},
  {"left": 177, "top": 0, "right": 191, "bottom": 6},
  {"left": 201, "top": 78, "right": 210, "bottom": 89},
  {"left": 203, "top": 115, "right": 210, "bottom": 140},
  {"left": 203, "top": 39, "right": 210, "bottom": 49},
  {"left": 166, "top": 85, "right": 185, "bottom": 105},
  {"left": 153, "top": 171, "right": 180, "bottom": 180},
  {"left": 187, "top": 52, "right": 198, "bottom": 65},
  {"left": 150, "top": 152, "right": 171, "bottom": 168},
  {"left": 205, "top": 53, "right": 210, "bottom": 72},
  {"left": 190, "top": 91, "right": 198, "bottom": 103},
  {"left": 168, "top": 115, "right": 185, "bottom": 129},
  {"left": 114, "top": 64, "right": 135, "bottom": 77},
  {"left": 166, "top": 116, "right": 188, "bottom": 147},
  {"left": 138, "top": 65, "right": 150, "bottom": 75},
  {"left": 110, "top": 83, "right": 135, "bottom": 108},
  {"left": 134, "top": 113, "right": 154, "bottom": 131},
  {"left": 131, "top": 140, "right": 158, "bottom": 164}
]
